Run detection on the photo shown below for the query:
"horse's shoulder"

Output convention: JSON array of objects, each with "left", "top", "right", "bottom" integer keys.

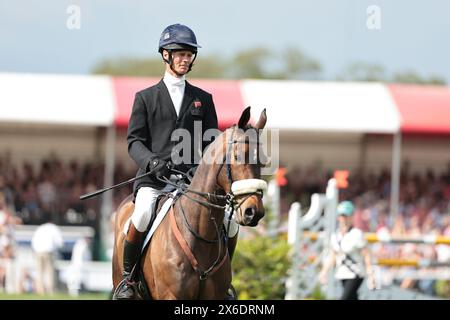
[
  {"left": 118, "top": 193, "right": 134, "bottom": 209},
  {"left": 115, "top": 194, "right": 135, "bottom": 224}
]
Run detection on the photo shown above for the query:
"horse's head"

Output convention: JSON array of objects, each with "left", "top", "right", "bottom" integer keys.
[{"left": 215, "top": 107, "right": 268, "bottom": 227}]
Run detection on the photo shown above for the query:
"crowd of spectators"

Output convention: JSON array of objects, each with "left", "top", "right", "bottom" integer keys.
[
  {"left": 0, "top": 154, "right": 136, "bottom": 293},
  {"left": 0, "top": 154, "right": 135, "bottom": 229},
  {"left": 283, "top": 161, "right": 450, "bottom": 239}
]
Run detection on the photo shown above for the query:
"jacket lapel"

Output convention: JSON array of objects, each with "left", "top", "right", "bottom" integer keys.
[
  {"left": 156, "top": 79, "right": 178, "bottom": 119},
  {"left": 178, "top": 82, "right": 195, "bottom": 120}
]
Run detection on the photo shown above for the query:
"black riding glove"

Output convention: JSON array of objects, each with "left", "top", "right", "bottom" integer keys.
[{"left": 148, "top": 158, "right": 171, "bottom": 179}]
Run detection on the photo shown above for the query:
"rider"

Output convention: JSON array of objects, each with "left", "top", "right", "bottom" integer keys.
[{"left": 114, "top": 24, "right": 239, "bottom": 299}]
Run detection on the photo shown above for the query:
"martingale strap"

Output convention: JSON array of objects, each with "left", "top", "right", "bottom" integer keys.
[{"left": 169, "top": 206, "right": 227, "bottom": 280}]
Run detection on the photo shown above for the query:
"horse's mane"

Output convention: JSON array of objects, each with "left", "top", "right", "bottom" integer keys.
[{"left": 205, "top": 124, "right": 256, "bottom": 154}]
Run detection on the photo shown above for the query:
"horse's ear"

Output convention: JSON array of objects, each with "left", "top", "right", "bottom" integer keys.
[
  {"left": 254, "top": 108, "right": 267, "bottom": 129},
  {"left": 238, "top": 106, "right": 251, "bottom": 129}
]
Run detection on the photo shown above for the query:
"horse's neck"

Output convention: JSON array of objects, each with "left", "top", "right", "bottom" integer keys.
[
  {"left": 181, "top": 163, "right": 225, "bottom": 240},
  {"left": 189, "top": 163, "right": 218, "bottom": 196}
]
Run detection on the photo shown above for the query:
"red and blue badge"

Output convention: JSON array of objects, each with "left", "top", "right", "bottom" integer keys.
[{"left": 191, "top": 100, "right": 202, "bottom": 116}]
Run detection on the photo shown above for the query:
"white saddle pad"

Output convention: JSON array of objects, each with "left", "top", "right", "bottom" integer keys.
[{"left": 122, "top": 189, "right": 179, "bottom": 252}]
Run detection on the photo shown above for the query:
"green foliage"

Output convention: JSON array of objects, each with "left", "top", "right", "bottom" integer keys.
[
  {"left": 91, "top": 47, "right": 446, "bottom": 85},
  {"left": 309, "top": 284, "right": 326, "bottom": 300},
  {"left": 337, "top": 62, "right": 447, "bottom": 85},
  {"left": 278, "top": 47, "right": 322, "bottom": 80},
  {"left": 229, "top": 47, "right": 273, "bottom": 79},
  {"left": 232, "top": 233, "right": 291, "bottom": 300},
  {"left": 190, "top": 54, "right": 229, "bottom": 79},
  {"left": 92, "top": 57, "right": 164, "bottom": 77},
  {"left": 91, "top": 47, "right": 323, "bottom": 80},
  {"left": 336, "top": 62, "right": 386, "bottom": 82},
  {"left": 435, "top": 280, "right": 450, "bottom": 298},
  {"left": 392, "top": 70, "right": 446, "bottom": 85}
]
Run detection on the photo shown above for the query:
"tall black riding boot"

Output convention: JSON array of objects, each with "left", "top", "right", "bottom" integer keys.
[
  {"left": 227, "top": 233, "right": 238, "bottom": 261},
  {"left": 225, "top": 233, "right": 239, "bottom": 300},
  {"left": 113, "top": 224, "right": 144, "bottom": 300}
]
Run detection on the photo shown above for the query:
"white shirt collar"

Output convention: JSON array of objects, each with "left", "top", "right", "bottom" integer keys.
[{"left": 163, "top": 71, "right": 185, "bottom": 88}]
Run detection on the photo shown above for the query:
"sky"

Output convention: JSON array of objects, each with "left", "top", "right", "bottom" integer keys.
[{"left": 1, "top": 0, "right": 449, "bottom": 82}]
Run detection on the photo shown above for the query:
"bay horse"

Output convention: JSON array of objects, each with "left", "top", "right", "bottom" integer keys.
[{"left": 112, "top": 107, "right": 268, "bottom": 299}]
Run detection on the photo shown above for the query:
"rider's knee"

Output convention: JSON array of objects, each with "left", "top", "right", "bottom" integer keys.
[
  {"left": 224, "top": 219, "right": 239, "bottom": 238},
  {"left": 131, "top": 212, "right": 151, "bottom": 232},
  {"left": 130, "top": 187, "right": 161, "bottom": 232}
]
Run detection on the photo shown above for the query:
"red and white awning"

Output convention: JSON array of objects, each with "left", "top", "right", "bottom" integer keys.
[
  {"left": 242, "top": 80, "right": 401, "bottom": 133},
  {"left": 0, "top": 73, "right": 115, "bottom": 126},
  {"left": 388, "top": 84, "right": 450, "bottom": 134},
  {"left": 1, "top": 72, "right": 449, "bottom": 134}
]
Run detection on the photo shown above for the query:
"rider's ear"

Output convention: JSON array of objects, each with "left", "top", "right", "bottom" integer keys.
[
  {"left": 238, "top": 106, "right": 251, "bottom": 129},
  {"left": 254, "top": 109, "right": 267, "bottom": 130}
]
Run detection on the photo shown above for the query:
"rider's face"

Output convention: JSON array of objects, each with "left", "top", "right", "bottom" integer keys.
[{"left": 164, "top": 50, "right": 195, "bottom": 76}]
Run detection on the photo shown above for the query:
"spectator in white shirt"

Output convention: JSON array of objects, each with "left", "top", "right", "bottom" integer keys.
[
  {"left": 31, "top": 214, "right": 63, "bottom": 295},
  {"left": 319, "top": 201, "right": 376, "bottom": 300},
  {"left": 67, "top": 237, "right": 92, "bottom": 296}
]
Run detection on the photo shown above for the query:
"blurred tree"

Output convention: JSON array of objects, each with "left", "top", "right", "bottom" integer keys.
[
  {"left": 92, "top": 55, "right": 229, "bottom": 79},
  {"left": 189, "top": 54, "right": 228, "bottom": 79},
  {"left": 92, "top": 57, "right": 164, "bottom": 77},
  {"left": 337, "top": 63, "right": 447, "bottom": 85},
  {"left": 273, "top": 47, "right": 322, "bottom": 80},
  {"left": 228, "top": 47, "right": 273, "bottom": 79},
  {"left": 92, "top": 49, "right": 446, "bottom": 85},
  {"left": 91, "top": 46, "right": 323, "bottom": 80},
  {"left": 392, "top": 70, "right": 446, "bottom": 85},
  {"left": 336, "top": 62, "right": 386, "bottom": 81}
]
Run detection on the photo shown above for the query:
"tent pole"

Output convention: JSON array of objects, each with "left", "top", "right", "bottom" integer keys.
[
  {"left": 358, "top": 134, "right": 368, "bottom": 175},
  {"left": 390, "top": 131, "right": 401, "bottom": 219},
  {"left": 100, "top": 124, "right": 116, "bottom": 261}
]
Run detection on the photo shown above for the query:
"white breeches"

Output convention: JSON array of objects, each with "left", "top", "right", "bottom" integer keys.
[{"left": 131, "top": 187, "right": 163, "bottom": 232}]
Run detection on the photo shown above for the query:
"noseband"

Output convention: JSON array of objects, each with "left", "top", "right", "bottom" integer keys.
[{"left": 162, "top": 126, "right": 267, "bottom": 215}]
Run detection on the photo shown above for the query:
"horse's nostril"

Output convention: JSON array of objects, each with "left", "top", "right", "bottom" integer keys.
[{"left": 244, "top": 207, "right": 255, "bottom": 219}]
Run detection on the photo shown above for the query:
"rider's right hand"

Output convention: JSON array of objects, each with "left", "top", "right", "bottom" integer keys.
[{"left": 148, "top": 158, "right": 171, "bottom": 179}]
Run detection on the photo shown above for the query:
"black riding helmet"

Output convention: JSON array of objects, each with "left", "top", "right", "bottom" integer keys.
[{"left": 158, "top": 24, "right": 201, "bottom": 74}]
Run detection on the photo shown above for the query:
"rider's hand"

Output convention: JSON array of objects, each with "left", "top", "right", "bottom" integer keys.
[
  {"left": 148, "top": 158, "right": 171, "bottom": 179},
  {"left": 186, "top": 165, "right": 198, "bottom": 180}
]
